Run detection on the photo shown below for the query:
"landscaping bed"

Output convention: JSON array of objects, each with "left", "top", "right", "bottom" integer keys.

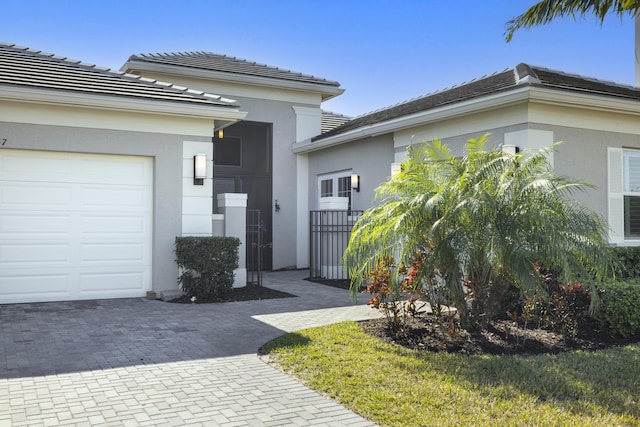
[
  {"left": 260, "top": 321, "right": 640, "bottom": 427},
  {"left": 359, "top": 315, "right": 640, "bottom": 356},
  {"left": 169, "top": 283, "right": 295, "bottom": 303}
]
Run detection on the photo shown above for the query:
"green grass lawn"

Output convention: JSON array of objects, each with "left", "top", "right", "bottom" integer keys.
[{"left": 261, "top": 321, "right": 640, "bottom": 426}]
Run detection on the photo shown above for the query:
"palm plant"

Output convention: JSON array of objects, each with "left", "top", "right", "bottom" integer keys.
[
  {"left": 505, "top": 0, "right": 640, "bottom": 42},
  {"left": 344, "top": 135, "right": 612, "bottom": 330}
]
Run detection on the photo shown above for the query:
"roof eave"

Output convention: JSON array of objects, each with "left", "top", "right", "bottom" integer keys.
[
  {"left": 0, "top": 85, "right": 248, "bottom": 121},
  {"left": 293, "top": 87, "right": 532, "bottom": 154},
  {"left": 293, "top": 85, "right": 640, "bottom": 154},
  {"left": 123, "top": 59, "right": 345, "bottom": 101},
  {"left": 527, "top": 85, "right": 640, "bottom": 114}
]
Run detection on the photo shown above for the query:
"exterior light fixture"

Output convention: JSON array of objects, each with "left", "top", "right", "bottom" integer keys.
[
  {"left": 351, "top": 173, "right": 360, "bottom": 192},
  {"left": 194, "top": 153, "right": 206, "bottom": 185},
  {"left": 218, "top": 128, "right": 224, "bottom": 139},
  {"left": 502, "top": 144, "right": 520, "bottom": 155}
]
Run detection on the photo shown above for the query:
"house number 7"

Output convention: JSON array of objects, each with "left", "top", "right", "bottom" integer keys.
[{"left": 1, "top": 139, "right": 6, "bottom": 146}]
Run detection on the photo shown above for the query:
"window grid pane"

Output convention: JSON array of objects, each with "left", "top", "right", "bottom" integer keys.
[
  {"left": 623, "top": 149, "right": 640, "bottom": 238},
  {"left": 624, "top": 195, "right": 640, "bottom": 237},
  {"left": 624, "top": 151, "right": 640, "bottom": 192},
  {"left": 337, "top": 176, "right": 351, "bottom": 198},
  {"left": 337, "top": 176, "right": 352, "bottom": 211},
  {"left": 320, "top": 179, "right": 333, "bottom": 197}
]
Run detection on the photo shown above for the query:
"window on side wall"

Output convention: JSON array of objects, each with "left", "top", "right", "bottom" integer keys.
[
  {"left": 320, "top": 178, "right": 333, "bottom": 198},
  {"left": 318, "top": 171, "right": 352, "bottom": 210},
  {"left": 624, "top": 150, "right": 640, "bottom": 238}
]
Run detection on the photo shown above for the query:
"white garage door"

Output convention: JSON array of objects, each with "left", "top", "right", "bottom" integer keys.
[{"left": 0, "top": 149, "right": 153, "bottom": 304}]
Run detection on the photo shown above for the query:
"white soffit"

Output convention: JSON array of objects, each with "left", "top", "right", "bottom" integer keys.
[{"left": 124, "top": 60, "right": 345, "bottom": 101}]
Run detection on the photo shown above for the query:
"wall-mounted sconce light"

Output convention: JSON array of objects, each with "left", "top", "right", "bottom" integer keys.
[
  {"left": 194, "top": 153, "right": 206, "bottom": 185},
  {"left": 502, "top": 144, "right": 520, "bottom": 155},
  {"left": 217, "top": 128, "right": 224, "bottom": 139},
  {"left": 275, "top": 200, "right": 281, "bottom": 212},
  {"left": 351, "top": 173, "right": 360, "bottom": 192}
]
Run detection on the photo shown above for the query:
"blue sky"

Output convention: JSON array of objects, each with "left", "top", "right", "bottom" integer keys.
[{"left": 3, "top": 1, "right": 635, "bottom": 117}]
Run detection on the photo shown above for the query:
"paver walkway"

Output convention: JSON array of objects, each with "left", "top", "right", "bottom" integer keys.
[{"left": 0, "top": 270, "right": 380, "bottom": 426}]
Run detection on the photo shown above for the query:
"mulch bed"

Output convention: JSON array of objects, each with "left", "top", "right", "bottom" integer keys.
[
  {"left": 359, "top": 315, "right": 640, "bottom": 356},
  {"left": 168, "top": 278, "right": 639, "bottom": 357},
  {"left": 168, "top": 284, "right": 296, "bottom": 304}
]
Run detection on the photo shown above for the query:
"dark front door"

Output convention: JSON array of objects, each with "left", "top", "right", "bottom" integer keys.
[{"left": 213, "top": 121, "right": 273, "bottom": 270}]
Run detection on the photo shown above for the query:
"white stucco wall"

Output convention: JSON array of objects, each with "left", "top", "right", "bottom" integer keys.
[{"left": 182, "top": 141, "right": 215, "bottom": 236}]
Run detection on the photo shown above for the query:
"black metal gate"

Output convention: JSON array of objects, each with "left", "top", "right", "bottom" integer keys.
[
  {"left": 247, "top": 209, "right": 268, "bottom": 285},
  {"left": 309, "top": 210, "right": 363, "bottom": 280}
]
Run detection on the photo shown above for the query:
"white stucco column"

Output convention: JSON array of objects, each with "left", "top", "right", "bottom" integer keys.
[
  {"left": 293, "top": 106, "right": 321, "bottom": 269},
  {"left": 218, "top": 193, "right": 248, "bottom": 288},
  {"left": 182, "top": 141, "right": 214, "bottom": 236},
  {"left": 296, "top": 154, "right": 309, "bottom": 268},
  {"left": 504, "top": 129, "right": 554, "bottom": 165}
]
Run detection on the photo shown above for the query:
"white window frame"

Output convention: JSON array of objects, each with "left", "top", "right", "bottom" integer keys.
[
  {"left": 608, "top": 147, "right": 640, "bottom": 245},
  {"left": 317, "top": 170, "right": 352, "bottom": 209},
  {"left": 623, "top": 149, "right": 640, "bottom": 240}
]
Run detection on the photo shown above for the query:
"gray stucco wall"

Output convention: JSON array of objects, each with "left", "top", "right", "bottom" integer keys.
[
  {"left": 307, "top": 134, "right": 394, "bottom": 211},
  {"left": 127, "top": 71, "right": 317, "bottom": 269},
  {"left": 309, "top": 121, "right": 640, "bottom": 233},
  {"left": 436, "top": 125, "right": 528, "bottom": 155},
  {"left": 220, "top": 95, "right": 317, "bottom": 269},
  {"left": 443, "top": 123, "right": 640, "bottom": 224},
  {"left": 1, "top": 121, "right": 203, "bottom": 293},
  {"left": 545, "top": 125, "right": 640, "bottom": 222},
  {"left": 408, "top": 123, "right": 640, "bottom": 227}
]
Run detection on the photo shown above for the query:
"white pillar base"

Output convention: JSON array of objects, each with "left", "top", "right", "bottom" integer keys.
[{"left": 233, "top": 268, "right": 247, "bottom": 288}]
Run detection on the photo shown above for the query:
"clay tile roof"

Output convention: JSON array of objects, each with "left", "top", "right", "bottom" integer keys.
[
  {"left": 321, "top": 110, "right": 352, "bottom": 133},
  {"left": 0, "top": 42, "right": 240, "bottom": 108},
  {"left": 127, "top": 51, "right": 341, "bottom": 87}
]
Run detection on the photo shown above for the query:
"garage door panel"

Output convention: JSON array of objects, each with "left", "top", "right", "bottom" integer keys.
[
  {"left": 80, "top": 186, "right": 150, "bottom": 210},
  {"left": 80, "top": 215, "right": 147, "bottom": 235},
  {"left": 0, "top": 151, "right": 74, "bottom": 183},
  {"left": 0, "top": 214, "right": 71, "bottom": 235},
  {"left": 0, "top": 149, "right": 153, "bottom": 304},
  {"left": 0, "top": 274, "right": 71, "bottom": 302},
  {"left": 1, "top": 183, "right": 72, "bottom": 207},
  {"left": 79, "top": 243, "right": 146, "bottom": 263},
  {"left": 81, "top": 158, "right": 151, "bottom": 185},
  {"left": 0, "top": 242, "right": 71, "bottom": 264},
  {"left": 79, "top": 271, "right": 146, "bottom": 293}
]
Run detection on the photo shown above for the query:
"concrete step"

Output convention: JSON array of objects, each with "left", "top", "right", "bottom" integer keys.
[{"left": 159, "top": 289, "right": 184, "bottom": 301}]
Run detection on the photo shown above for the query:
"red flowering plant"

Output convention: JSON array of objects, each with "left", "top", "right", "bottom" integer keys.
[
  {"left": 362, "top": 252, "right": 446, "bottom": 334},
  {"left": 515, "top": 264, "right": 593, "bottom": 338}
]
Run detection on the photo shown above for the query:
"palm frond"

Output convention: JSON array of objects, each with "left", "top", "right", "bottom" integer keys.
[{"left": 505, "top": 0, "right": 640, "bottom": 42}]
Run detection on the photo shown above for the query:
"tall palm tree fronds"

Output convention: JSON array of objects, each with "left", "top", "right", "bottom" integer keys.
[
  {"left": 344, "top": 136, "right": 612, "bottom": 330},
  {"left": 505, "top": 0, "right": 640, "bottom": 42}
]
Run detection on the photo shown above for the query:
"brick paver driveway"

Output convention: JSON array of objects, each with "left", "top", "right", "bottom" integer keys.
[{"left": 0, "top": 270, "right": 379, "bottom": 426}]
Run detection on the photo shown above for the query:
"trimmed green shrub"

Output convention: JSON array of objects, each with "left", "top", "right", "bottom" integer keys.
[
  {"left": 608, "top": 246, "right": 640, "bottom": 279},
  {"left": 175, "top": 236, "right": 240, "bottom": 300},
  {"left": 597, "top": 280, "right": 640, "bottom": 337}
]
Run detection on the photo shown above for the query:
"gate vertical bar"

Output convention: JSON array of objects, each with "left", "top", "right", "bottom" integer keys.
[
  {"left": 247, "top": 209, "right": 263, "bottom": 286},
  {"left": 309, "top": 210, "right": 362, "bottom": 280}
]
